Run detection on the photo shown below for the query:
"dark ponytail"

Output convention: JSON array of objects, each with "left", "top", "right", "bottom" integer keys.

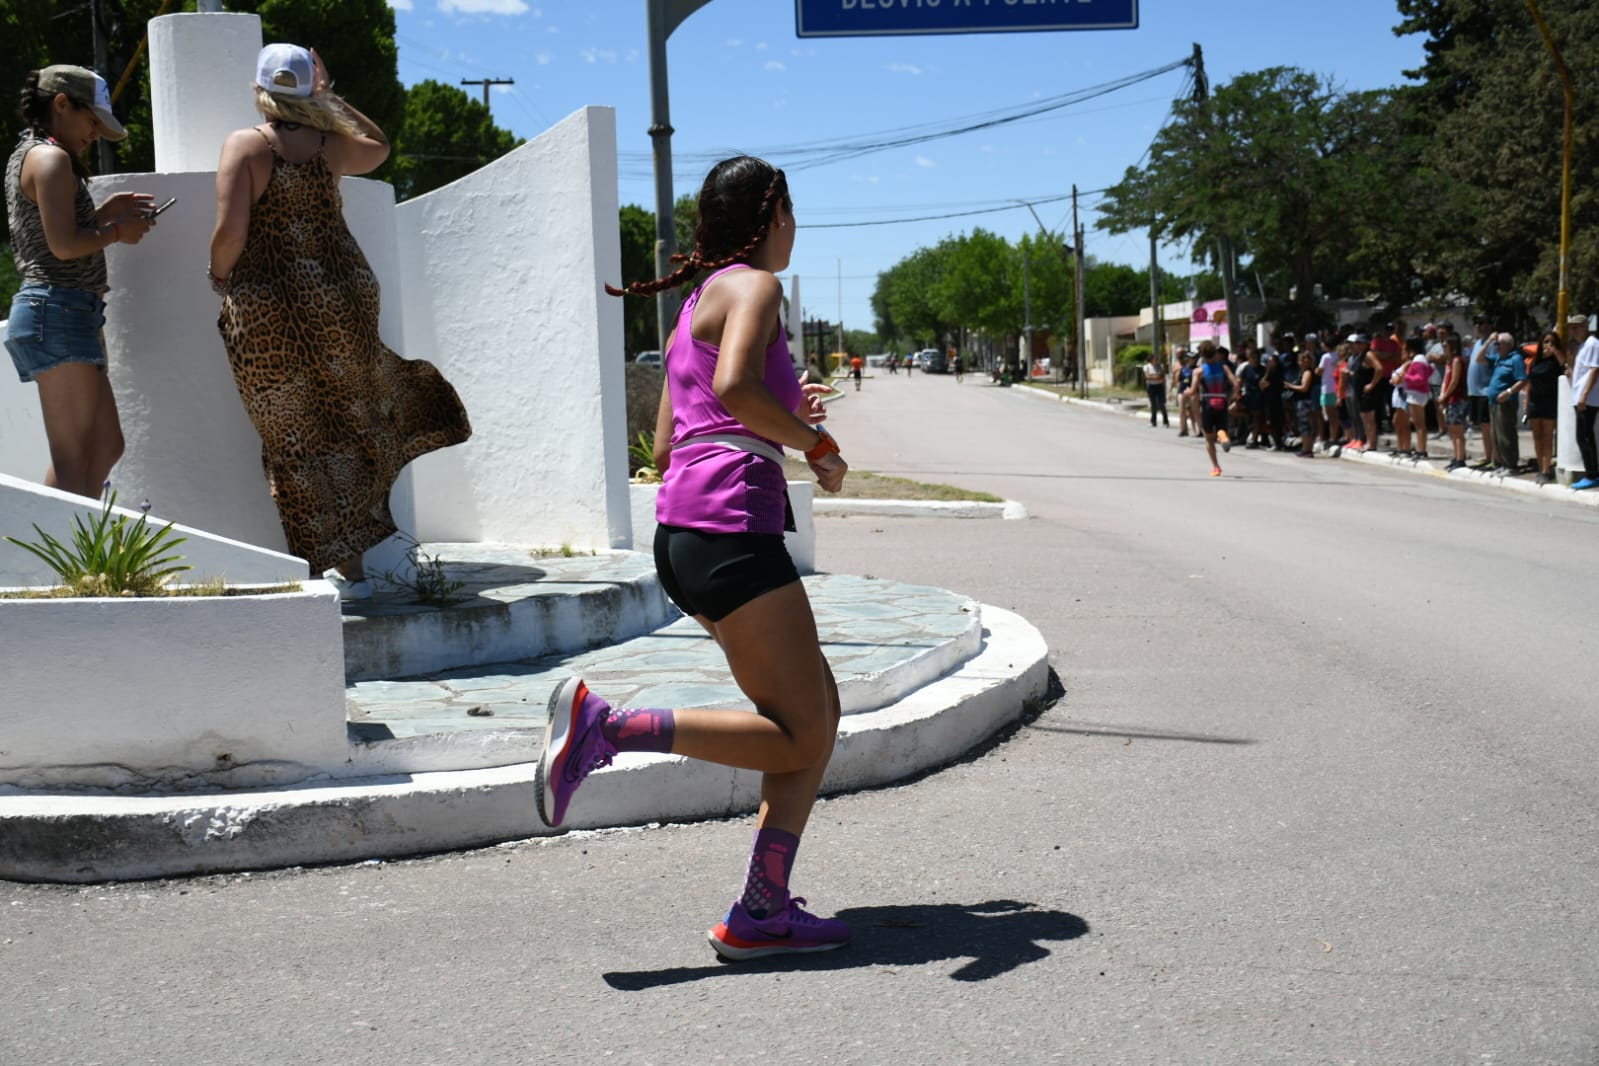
[{"left": 606, "top": 155, "right": 789, "bottom": 298}]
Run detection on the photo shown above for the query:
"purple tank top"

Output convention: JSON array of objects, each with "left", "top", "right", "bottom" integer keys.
[{"left": 656, "top": 264, "right": 802, "bottom": 534}]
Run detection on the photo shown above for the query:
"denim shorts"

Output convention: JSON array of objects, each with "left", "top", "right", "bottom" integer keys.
[{"left": 4, "top": 284, "right": 107, "bottom": 383}]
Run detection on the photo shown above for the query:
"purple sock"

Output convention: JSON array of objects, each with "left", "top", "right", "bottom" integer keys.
[
  {"left": 740, "top": 827, "right": 800, "bottom": 919},
  {"left": 600, "top": 708, "right": 675, "bottom": 754}
]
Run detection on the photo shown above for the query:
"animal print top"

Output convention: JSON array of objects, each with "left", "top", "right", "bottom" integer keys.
[
  {"left": 217, "top": 127, "right": 471, "bottom": 572},
  {"left": 5, "top": 133, "right": 108, "bottom": 293}
]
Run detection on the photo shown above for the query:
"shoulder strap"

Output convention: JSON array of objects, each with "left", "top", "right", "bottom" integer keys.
[{"left": 253, "top": 125, "right": 280, "bottom": 159}]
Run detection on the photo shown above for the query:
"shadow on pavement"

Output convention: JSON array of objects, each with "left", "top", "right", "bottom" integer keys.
[{"left": 602, "top": 899, "right": 1088, "bottom": 989}]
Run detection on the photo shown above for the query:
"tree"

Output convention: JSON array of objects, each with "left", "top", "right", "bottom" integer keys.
[
  {"left": 874, "top": 247, "right": 951, "bottom": 349},
  {"left": 231, "top": 0, "right": 404, "bottom": 183},
  {"left": 1393, "top": 0, "right": 1599, "bottom": 326},
  {"left": 390, "top": 79, "right": 520, "bottom": 200},
  {"left": 1097, "top": 67, "right": 1410, "bottom": 325},
  {"left": 615, "top": 204, "right": 657, "bottom": 357}
]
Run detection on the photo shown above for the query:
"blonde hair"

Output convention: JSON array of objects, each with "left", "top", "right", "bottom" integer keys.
[{"left": 253, "top": 86, "right": 362, "bottom": 138}]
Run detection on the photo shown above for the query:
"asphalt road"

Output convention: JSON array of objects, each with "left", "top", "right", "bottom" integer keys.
[{"left": 4, "top": 374, "right": 1597, "bottom": 1066}]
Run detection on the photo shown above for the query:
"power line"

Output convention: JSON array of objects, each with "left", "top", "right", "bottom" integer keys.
[
  {"left": 798, "top": 190, "right": 1109, "bottom": 230},
  {"left": 617, "top": 54, "right": 1192, "bottom": 175}
]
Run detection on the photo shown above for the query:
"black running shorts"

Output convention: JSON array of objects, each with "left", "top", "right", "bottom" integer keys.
[{"left": 653, "top": 524, "right": 800, "bottom": 623}]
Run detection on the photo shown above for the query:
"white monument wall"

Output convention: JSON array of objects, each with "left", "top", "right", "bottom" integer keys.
[{"left": 391, "top": 107, "right": 631, "bottom": 551}]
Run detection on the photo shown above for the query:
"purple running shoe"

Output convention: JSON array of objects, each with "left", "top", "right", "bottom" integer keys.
[
  {"left": 707, "top": 897, "right": 851, "bottom": 961},
  {"left": 535, "top": 677, "right": 616, "bottom": 828}
]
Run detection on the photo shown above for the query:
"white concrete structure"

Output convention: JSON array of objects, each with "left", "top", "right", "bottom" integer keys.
[
  {"left": 0, "top": 583, "right": 346, "bottom": 792},
  {"left": 1, "top": 11, "right": 631, "bottom": 571},
  {"left": 1082, "top": 314, "right": 1140, "bottom": 386},
  {"left": 0, "top": 473, "right": 303, "bottom": 587},
  {"left": 0, "top": 12, "right": 633, "bottom": 802}
]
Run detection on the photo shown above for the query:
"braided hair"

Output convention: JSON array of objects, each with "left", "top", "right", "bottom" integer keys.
[{"left": 606, "top": 155, "right": 789, "bottom": 298}]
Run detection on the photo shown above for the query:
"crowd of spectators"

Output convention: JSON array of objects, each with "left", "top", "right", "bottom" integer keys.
[{"left": 1145, "top": 313, "right": 1598, "bottom": 488}]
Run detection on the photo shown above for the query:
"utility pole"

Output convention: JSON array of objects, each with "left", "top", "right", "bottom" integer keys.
[
  {"left": 1073, "top": 184, "right": 1086, "bottom": 396},
  {"left": 646, "top": 0, "right": 717, "bottom": 352},
  {"left": 1149, "top": 224, "right": 1164, "bottom": 360},
  {"left": 90, "top": 0, "right": 114, "bottom": 174},
  {"left": 1191, "top": 43, "right": 1241, "bottom": 351},
  {"left": 1021, "top": 243, "right": 1033, "bottom": 384},
  {"left": 460, "top": 77, "right": 514, "bottom": 112}
]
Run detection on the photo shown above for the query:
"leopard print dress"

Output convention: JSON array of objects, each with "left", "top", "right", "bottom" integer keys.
[{"left": 218, "top": 131, "right": 471, "bottom": 573}]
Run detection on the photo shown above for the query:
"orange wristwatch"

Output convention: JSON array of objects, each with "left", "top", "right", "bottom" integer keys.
[{"left": 804, "top": 426, "right": 841, "bottom": 463}]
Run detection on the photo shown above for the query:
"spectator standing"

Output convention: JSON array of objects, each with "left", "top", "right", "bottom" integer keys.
[
  {"left": 1314, "top": 335, "right": 1343, "bottom": 448},
  {"left": 1237, "top": 342, "right": 1265, "bottom": 447},
  {"left": 1287, "top": 348, "right": 1319, "bottom": 457},
  {"left": 1352, "top": 332, "right": 1382, "bottom": 452},
  {"left": 1142, "top": 351, "right": 1169, "bottom": 427},
  {"left": 4, "top": 65, "right": 157, "bottom": 498},
  {"left": 1525, "top": 330, "right": 1563, "bottom": 484},
  {"left": 1485, "top": 331, "right": 1526, "bottom": 474},
  {"left": 209, "top": 45, "right": 471, "bottom": 597},
  {"left": 1569, "top": 314, "right": 1599, "bottom": 490},
  {"left": 1261, "top": 338, "right": 1286, "bottom": 450},
  {"left": 1370, "top": 322, "right": 1404, "bottom": 441},
  {"left": 1439, "top": 334, "right": 1469, "bottom": 470},
  {"left": 1467, "top": 314, "right": 1497, "bottom": 468},
  {"left": 1175, "top": 349, "right": 1197, "bottom": 437},
  {"left": 1399, "top": 334, "right": 1434, "bottom": 459}
]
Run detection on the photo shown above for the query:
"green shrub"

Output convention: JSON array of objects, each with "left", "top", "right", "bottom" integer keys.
[{"left": 1114, "top": 344, "right": 1153, "bottom": 387}]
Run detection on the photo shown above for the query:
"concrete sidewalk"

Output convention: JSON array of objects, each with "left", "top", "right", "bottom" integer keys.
[{"left": 1017, "top": 384, "right": 1599, "bottom": 507}]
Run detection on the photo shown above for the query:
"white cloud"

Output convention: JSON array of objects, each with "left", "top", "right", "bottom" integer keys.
[
  {"left": 580, "top": 48, "right": 619, "bottom": 63},
  {"left": 887, "top": 62, "right": 923, "bottom": 75},
  {"left": 915, "top": 156, "right": 935, "bottom": 169},
  {"left": 790, "top": 47, "right": 816, "bottom": 58},
  {"left": 764, "top": 60, "right": 785, "bottom": 71},
  {"left": 850, "top": 174, "right": 881, "bottom": 185},
  {"left": 387, "top": 0, "right": 413, "bottom": 10},
  {"left": 756, "top": 41, "right": 769, "bottom": 51},
  {"left": 726, "top": 38, "right": 744, "bottom": 47},
  {"left": 438, "top": 0, "right": 529, "bottom": 12},
  {"left": 536, "top": 50, "right": 552, "bottom": 65}
]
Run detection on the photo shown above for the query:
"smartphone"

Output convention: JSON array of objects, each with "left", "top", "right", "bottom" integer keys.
[{"left": 151, "top": 197, "right": 177, "bottom": 217}]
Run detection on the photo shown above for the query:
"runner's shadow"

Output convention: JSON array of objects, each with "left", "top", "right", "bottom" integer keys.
[{"left": 602, "top": 899, "right": 1087, "bottom": 990}]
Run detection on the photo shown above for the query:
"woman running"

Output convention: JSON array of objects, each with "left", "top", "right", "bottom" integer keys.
[{"left": 542, "top": 156, "right": 852, "bottom": 961}]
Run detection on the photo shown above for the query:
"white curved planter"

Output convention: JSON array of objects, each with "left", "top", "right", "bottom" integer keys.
[{"left": 0, "top": 581, "right": 347, "bottom": 792}]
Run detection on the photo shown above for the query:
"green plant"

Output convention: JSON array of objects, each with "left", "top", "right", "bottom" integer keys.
[
  {"left": 628, "top": 430, "right": 660, "bottom": 482},
  {"left": 1114, "top": 343, "right": 1153, "bottom": 386},
  {"left": 377, "top": 532, "right": 466, "bottom": 606},
  {"left": 3, "top": 485, "right": 190, "bottom": 596}
]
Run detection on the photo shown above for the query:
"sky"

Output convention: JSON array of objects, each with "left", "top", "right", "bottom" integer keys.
[{"left": 387, "top": 0, "right": 1430, "bottom": 336}]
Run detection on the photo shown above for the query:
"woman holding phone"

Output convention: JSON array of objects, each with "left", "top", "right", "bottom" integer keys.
[
  {"left": 208, "top": 44, "right": 470, "bottom": 598},
  {"left": 4, "top": 65, "right": 157, "bottom": 498}
]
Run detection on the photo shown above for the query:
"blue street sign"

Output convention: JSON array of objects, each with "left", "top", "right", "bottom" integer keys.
[{"left": 795, "top": 0, "right": 1138, "bottom": 38}]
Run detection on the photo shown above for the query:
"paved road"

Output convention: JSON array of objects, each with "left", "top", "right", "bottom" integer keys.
[{"left": 4, "top": 375, "right": 1596, "bottom": 1066}]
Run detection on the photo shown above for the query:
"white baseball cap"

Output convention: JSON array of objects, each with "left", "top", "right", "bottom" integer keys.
[{"left": 255, "top": 43, "right": 314, "bottom": 97}]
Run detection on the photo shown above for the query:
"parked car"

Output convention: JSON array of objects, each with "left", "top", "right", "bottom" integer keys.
[
  {"left": 918, "top": 348, "right": 947, "bottom": 374},
  {"left": 634, "top": 350, "right": 662, "bottom": 366}
]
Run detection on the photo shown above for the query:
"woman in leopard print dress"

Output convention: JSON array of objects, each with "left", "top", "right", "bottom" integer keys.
[{"left": 207, "top": 44, "right": 470, "bottom": 598}]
